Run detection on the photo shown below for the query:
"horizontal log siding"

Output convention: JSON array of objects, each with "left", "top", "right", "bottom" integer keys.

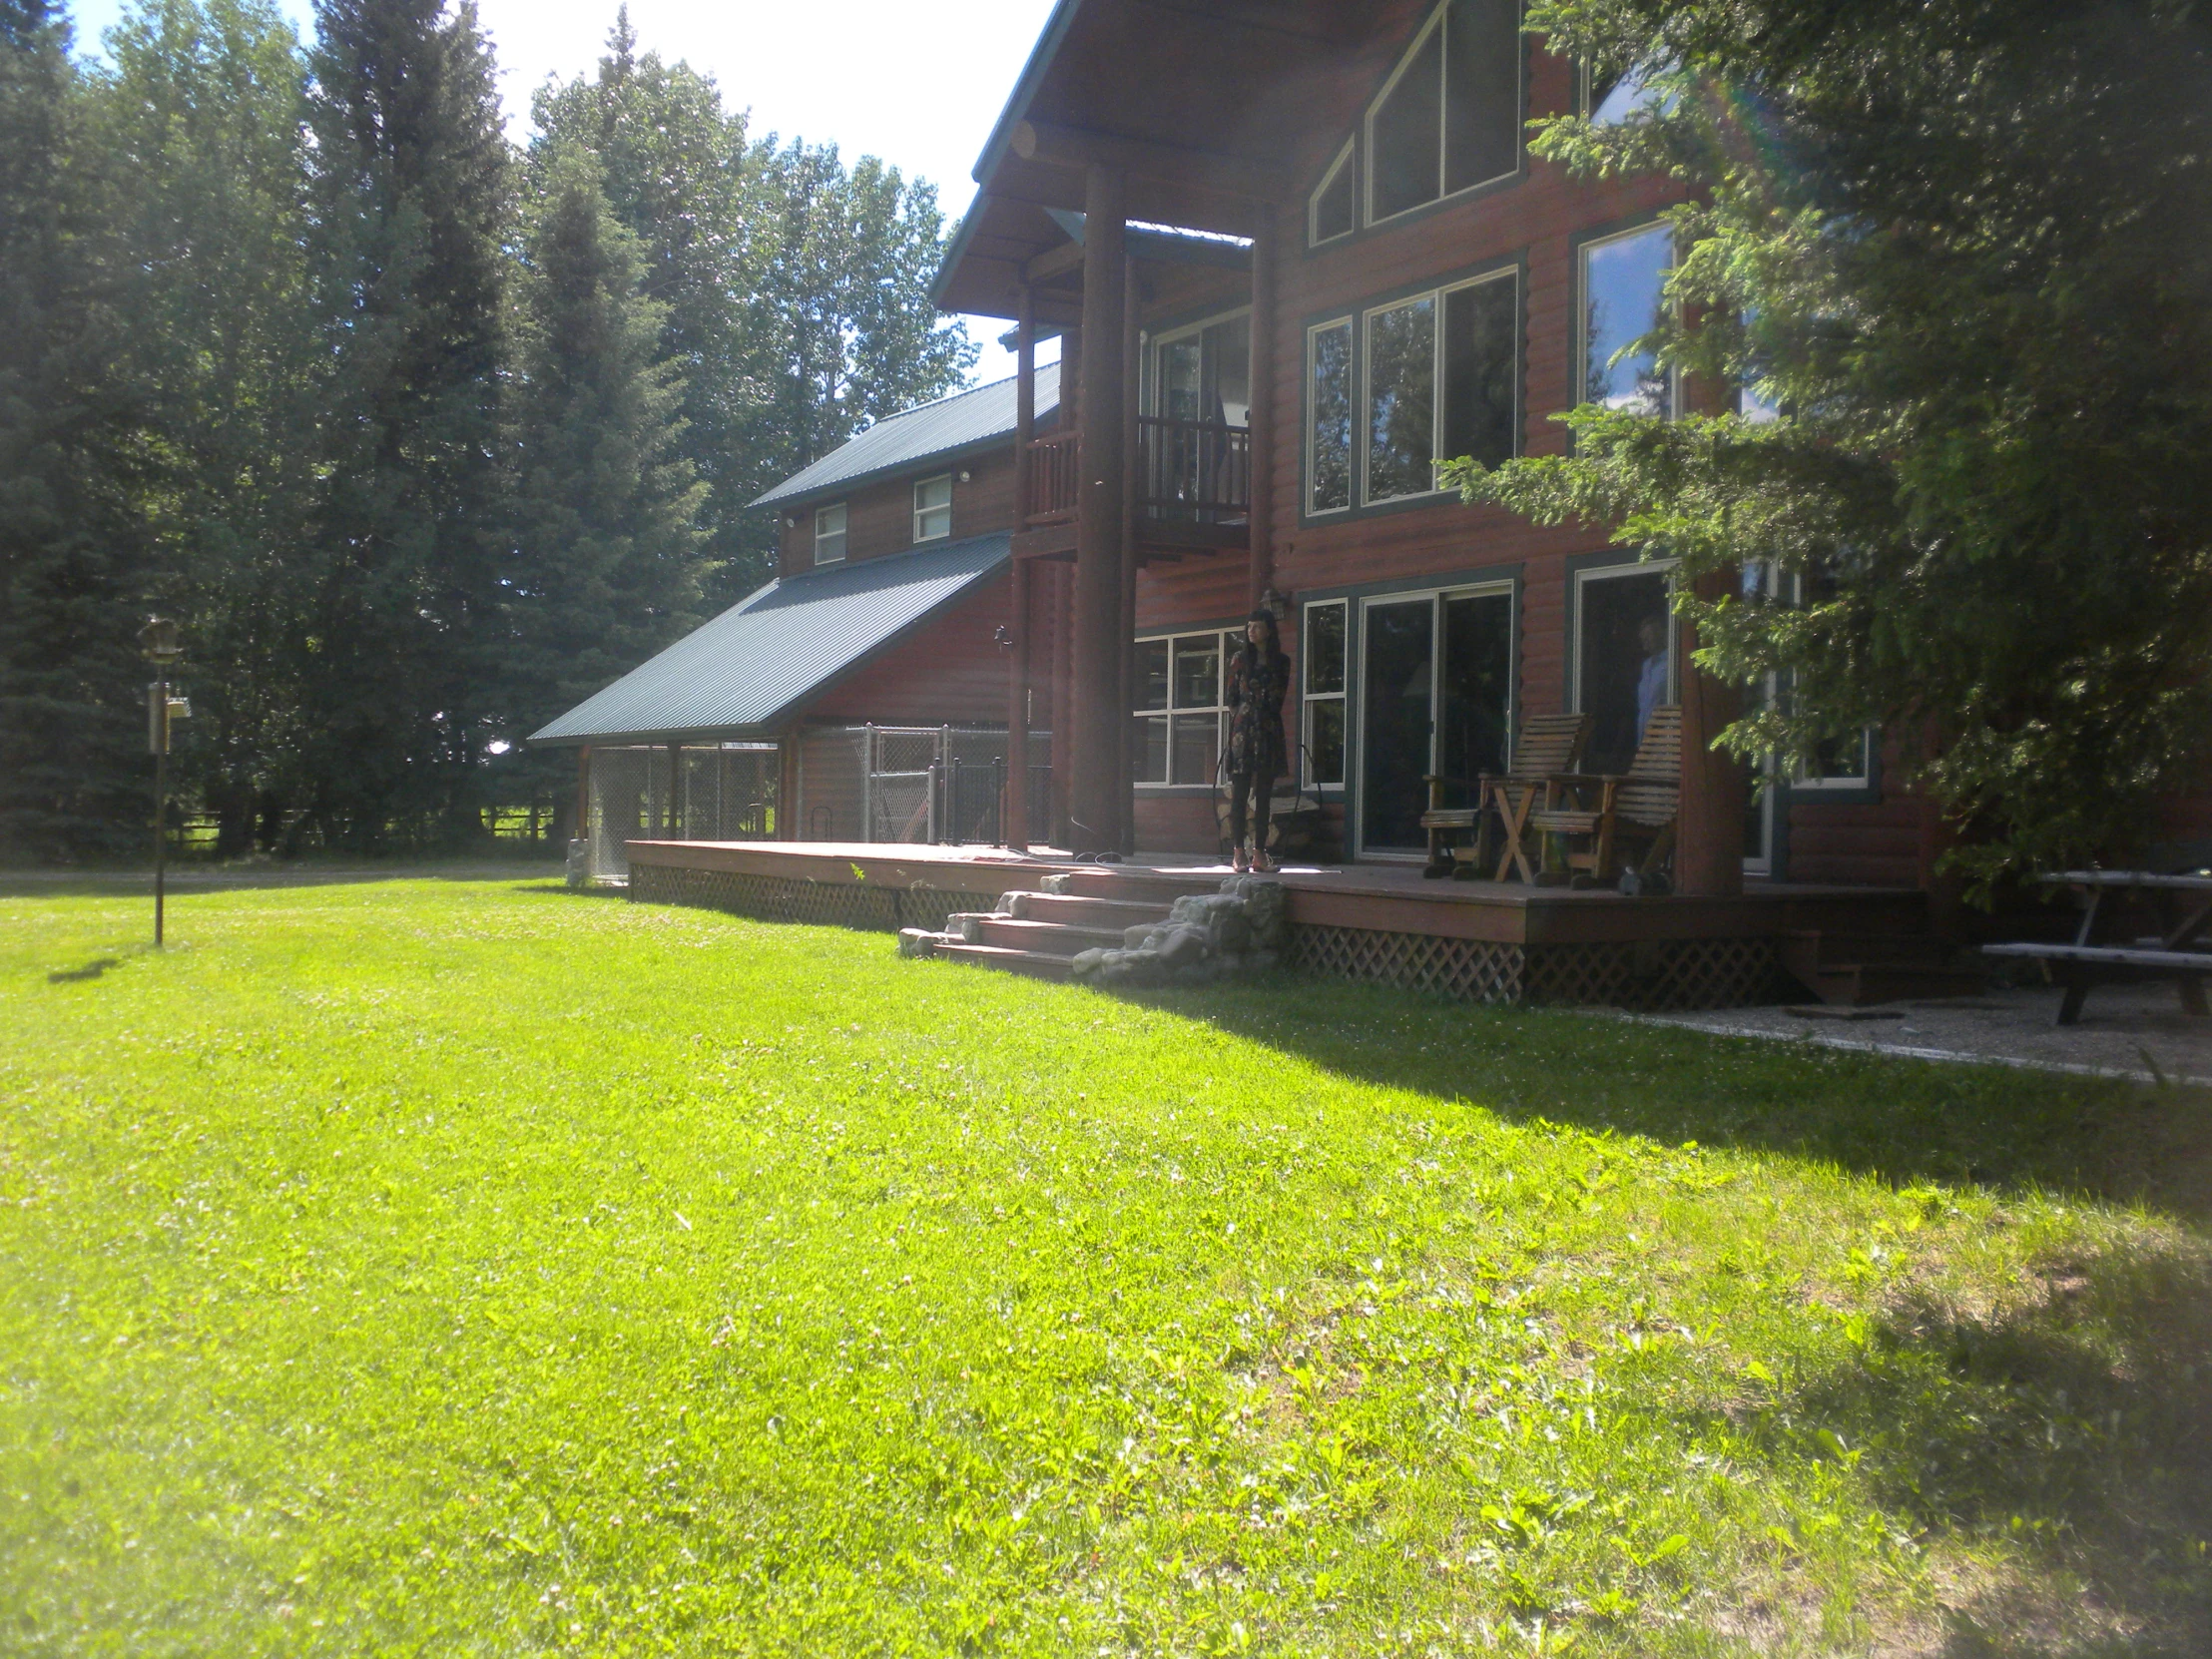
[
  {"left": 803, "top": 575, "right": 1013, "bottom": 727},
  {"left": 778, "top": 444, "right": 1020, "bottom": 575}
]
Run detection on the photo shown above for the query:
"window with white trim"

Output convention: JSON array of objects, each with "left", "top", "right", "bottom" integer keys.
[
  {"left": 912, "top": 473, "right": 953, "bottom": 542},
  {"left": 1572, "top": 561, "right": 1676, "bottom": 777},
  {"left": 1313, "top": 266, "right": 1520, "bottom": 514},
  {"left": 1579, "top": 222, "right": 1675, "bottom": 418},
  {"left": 1310, "top": 140, "right": 1356, "bottom": 247},
  {"left": 814, "top": 501, "right": 846, "bottom": 564},
  {"left": 1302, "top": 600, "right": 1348, "bottom": 788},
  {"left": 1366, "top": 0, "right": 1522, "bottom": 227},
  {"left": 1132, "top": 629, "right": 1234, "bottom": 787},
  {"left": 1308, "top": 319, "right": 1355, "bottom": 514}
]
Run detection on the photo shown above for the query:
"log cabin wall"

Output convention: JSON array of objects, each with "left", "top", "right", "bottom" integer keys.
[
  {"left": 776, "top": 444, "right": 1021, "bottom": 576},
  {"left": 803, "top": 576, "right": 1016, "bottom": 728}
]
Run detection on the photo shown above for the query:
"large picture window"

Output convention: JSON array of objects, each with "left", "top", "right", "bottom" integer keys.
[
  {"left": 1366, "top": 295, "right": 1436, "bottom": 502},
  {"left": 1580, "top": 222, "right": 1674, "bottom": 417},
  {"left": 1133, "top": 629, "right": 1235, "bottom": 787},
  {"left": 1367, "top": 0, "right": 1522, "bottom": 227},
  {"left": 1308, "top": 319, "right": 1354, "bottom": 514},
  {"left": 1311, "top": 267, "right": 1519, "bottom": 516},
  {"left": 1302, "top": 600, "right": 1348, "bottom": 788}
]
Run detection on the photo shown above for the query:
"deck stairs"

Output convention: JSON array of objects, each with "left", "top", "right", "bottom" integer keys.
[
  {"left": 921, "top": 868, "right": 1187, "bottom": 982},
  {"left": 1779, "top": 926, "right": 1984, "bottom": 1007}
]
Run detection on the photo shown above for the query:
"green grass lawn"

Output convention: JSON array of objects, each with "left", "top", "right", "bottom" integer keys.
[{"left": 3, "top": 873, "right": 2208, "bottom": 1656}]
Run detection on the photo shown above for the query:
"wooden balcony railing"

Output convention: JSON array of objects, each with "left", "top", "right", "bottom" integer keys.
[
  {"left": 1137, "top": 415, "right": 1251, "bottom": 523},
  {"left": 1022, "top": 418, "right": 1252, "bottom": 531},
  {"left": 1022, "top": 429, "right": 1082, "bottom": 526}
]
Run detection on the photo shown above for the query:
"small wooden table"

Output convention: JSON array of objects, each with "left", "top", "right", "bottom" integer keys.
[{"left": 1981, "top": 871, "right": 2212, "bottom": 1025}]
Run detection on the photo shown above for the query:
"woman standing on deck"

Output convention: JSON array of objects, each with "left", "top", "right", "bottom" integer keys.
[{"left": 1224, "top": 608, "right": 1291, "bottom": 872}]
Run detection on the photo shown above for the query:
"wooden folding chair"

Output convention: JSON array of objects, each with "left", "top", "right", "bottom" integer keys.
[
  {"left": 1421, "top": 713, "right": 1591, "bottom": 882},
  {"left": 1526, "top": 707, "right": 1682, "bottom": 888}
]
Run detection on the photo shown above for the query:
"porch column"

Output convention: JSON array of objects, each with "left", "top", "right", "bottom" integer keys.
[
  {"left": 1069, "top": 165, "right": 1128, "bottom": 855},
  {"left": 1246, "top": 216, "right": 1278, "bottom": 610},
  {"left": 1118, "top": 251, "right": 1140, "bottom": 853},
  {"left": 1006, "top": 293, "right": 1036, "bottom": 851},
  {"left": 574, "top": 747, "right": 591, "bottom": 852},
  {"left": 1674, "top": 575, "right": 1746, "bottom": 895}
]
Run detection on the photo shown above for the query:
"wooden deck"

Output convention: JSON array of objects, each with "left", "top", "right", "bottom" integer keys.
[{"left": 621, "top": 839, "right": 1926, "bottom": 948}]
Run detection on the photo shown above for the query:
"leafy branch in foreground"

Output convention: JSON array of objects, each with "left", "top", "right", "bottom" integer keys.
[{"left": 1449, "top": 0, "right": 2212, "bottom": 889}]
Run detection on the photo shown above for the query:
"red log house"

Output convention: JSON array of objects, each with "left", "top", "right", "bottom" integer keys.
[{"left": 530, "top": 0, "right": 2056, "bottom": 1007}]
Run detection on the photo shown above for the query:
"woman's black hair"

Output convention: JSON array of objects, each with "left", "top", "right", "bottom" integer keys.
[{"left": 1245, "top": 608, "right": 1283, "bottom": 661}]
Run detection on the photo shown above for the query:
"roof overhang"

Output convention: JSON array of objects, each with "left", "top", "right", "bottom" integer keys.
[{"left": 934, "top": 0, "right": 1386, "bottom": 322}]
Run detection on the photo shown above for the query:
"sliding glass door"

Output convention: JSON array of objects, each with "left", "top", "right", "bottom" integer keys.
[{"left": 1359, "top": 585, "right": 1513, "bottom": 854}]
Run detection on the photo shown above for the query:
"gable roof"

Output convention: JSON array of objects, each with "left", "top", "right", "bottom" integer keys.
[
  {"left": 751, "top": 361, "right": 1060, "bottom": 511},
  {"left": 526, "top": 532, "right": 1012, "bottom": 748}
]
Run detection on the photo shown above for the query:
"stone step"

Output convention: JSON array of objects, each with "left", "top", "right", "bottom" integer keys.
[
  {"left": 1016, "top": 892, "right": 1175, "bottom": 930},
  {"left": 972, "top": 916, "right": 1129, "bottom": 957},
  {"left": 1054, "top": 868, "right": 1228, "bottom": 905},
  {"left": 928, "top": 942, "right": 1076, "bottom": 982}
]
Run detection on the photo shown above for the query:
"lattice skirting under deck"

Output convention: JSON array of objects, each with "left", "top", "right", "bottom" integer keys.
[
  {"left": 1289, "top": 925, "right": 1781, "bottom": 1011},
  {"left": 629, "top": 864, "right": 998, "bottom": 934}
]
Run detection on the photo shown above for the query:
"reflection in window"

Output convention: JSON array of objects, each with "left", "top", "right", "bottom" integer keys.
[
  {"left": 1587, "top": 60, "right": 1676, "bottom": 127},
  {"left": 1311, "top": 142, "right": 1355, "bottom": 245},
  {"left": 1303, "top": 601, "right": 1348, "bottom": 788},
  {"left": 1367, "top": 296, "right": 1438, "bottom": 501},
  {"left": 1133, "top": 630, "right": 1232, "bottom": 787},
  {"left": 1581, "top": 222, "right": 1673, "bottom": 417},
  {"left": 1362, "top": 599, "right": 1436, "bottom": 849},
  {"left": 1575, "top": 567, "right": 1673, "bottom": 776},
  {"left": 1368, "top": 0, "right": 1522, "bottom": 225},
  {"left": 1308, "top": 320, "right": 1354, "bottom": 513},
  {"left": 1441, "top": 270, "right": 1519, "bottom": 468},
  {"left": 1155, "top": 314, "right": 1250, "bottom": 427}
]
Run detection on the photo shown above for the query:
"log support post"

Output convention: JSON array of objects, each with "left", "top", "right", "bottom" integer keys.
[
  {"left": 1069, "top": 165, "right": 1128, "bottom": 855},
  {"left": 1674, "top": 571, "right": 1746, "bottom": 895},
  {"left": 1246, "top": 217, "right": 1277, "bottom": 612}
]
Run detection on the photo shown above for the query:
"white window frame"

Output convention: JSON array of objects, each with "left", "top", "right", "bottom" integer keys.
[
  {"left": 1309, "top": 139, "right": 1357, "bottom": 248},
  {"left": 1301, "top": 598, "right": 1349, "bottom": 790},
  {"left": 1358, "top": 265, "right": 1520, "bottom": 509},
  {"left": 1354, "top": 579, "right": 1517, "bottom": 858},
  {"left": 1577, "top": 221, "right": 1679, "bottom": 420},
  {"left": 1568, "top": 559, "right": 1679, "bottom": 725},
  {"left": 911, "top": 473, "right": 953, "bottom": 543},
  {"left": 1146, "top": 305, "right": 1254, "bottom": 421},
  {"left": 1305, "top": 317, "right": 1356, "bottom": 517},
  {"left": 813, "top": 501, "right": 847, "bottom": 565},
  {"left": 1132, "top": 628, "right": 1235, "bottom": 790},
  {"left": 1363, "top": 0, "right": 1524, "bottom": 231}
]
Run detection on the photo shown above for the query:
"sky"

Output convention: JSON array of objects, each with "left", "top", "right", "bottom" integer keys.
[{"left": 68, "top": 0, "right": 1061, "bottom": 384}]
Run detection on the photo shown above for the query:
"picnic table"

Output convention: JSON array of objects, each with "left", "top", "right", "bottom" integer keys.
[{"left": 1981, "top": 870, "right": 2212, "bottom": 1026}]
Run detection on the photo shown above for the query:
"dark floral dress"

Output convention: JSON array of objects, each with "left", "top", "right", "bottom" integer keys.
[{"left": 1224, "top": 645, "right": 1290, "bottom": 779}]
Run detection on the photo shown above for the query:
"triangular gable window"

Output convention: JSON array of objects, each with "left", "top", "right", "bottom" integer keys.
[
  {"left": 1310, "top": 140, "right": 1356, "bottom": 246},
  {"left": 1350, "top": 0, "right": 1521, "bottom": 236}
]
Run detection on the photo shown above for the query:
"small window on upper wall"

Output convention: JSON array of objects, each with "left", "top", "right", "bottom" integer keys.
[
  {"left": 1310, "top": 141, "right": 1356, "bottom": 246},
  {"left": 814, "top": 501, "right": 847, "bottom": 564},
  {"left": 1367, "top": 0, "right": 1522, "bottom": 228},
  {"left": 912, "top": 474, "right": 952, "bottom": 542}
]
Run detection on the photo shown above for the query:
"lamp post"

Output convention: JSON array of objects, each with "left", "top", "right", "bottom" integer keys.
[{"left": 138, "top": 617, "right": 188, "bottom": 945}]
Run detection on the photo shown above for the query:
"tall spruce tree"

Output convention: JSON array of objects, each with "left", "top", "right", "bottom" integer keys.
[
  {"left": 531, "top": 11, "right": 755, "bottom": 590},
  {"left": 1450, "top": 0, "right": 2212, "bottom": 887},
  {"left": 92, "top": 0, "right": 314, "bottom": 858},
  {"left": 299, "top": 0, "right": 509, "bottom": 849},
  {"left": 0, "top": 0, "right": 147, "bottom": 862},
  {"left": 497, "top": 142, "right": 707, "bottom": 828}
]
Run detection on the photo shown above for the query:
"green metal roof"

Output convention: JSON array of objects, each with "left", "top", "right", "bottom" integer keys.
[
  {"left": 751, "top": 363, "right": 1059, "bottom": 511},
  {"left": 526, "top": 533, "right": 1012, "bottom": 748}
]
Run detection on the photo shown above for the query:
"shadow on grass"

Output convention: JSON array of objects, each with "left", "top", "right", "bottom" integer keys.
[
  {"left": 1783, "top": 1250, "right": 2212, "bottom": 1653},
  {"left": 1136, "top": 973, "right": 2212, "bottom": 1230},
  {"left": 0, "top": 858, "right": 564, "bottom": 899},
  {"left": 46, "top": 955, "right": 123, "bottom": 983}
]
